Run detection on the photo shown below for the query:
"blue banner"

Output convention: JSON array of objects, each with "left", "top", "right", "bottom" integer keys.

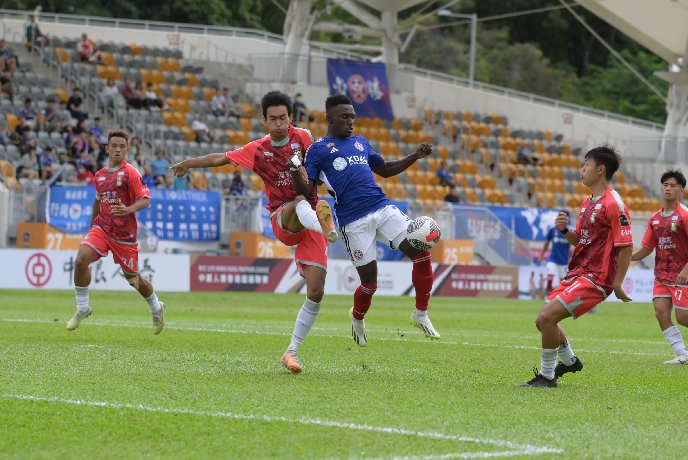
[
  {"left": 327, "top": 58, "right": 394, "bottom": 120},
  {"left": 139, "top": 189, "right": 221, "bottom": 241},
  {"left": 47, "top": 185, "right": 221, "bottom": 241},
  {"left": 47, "top": 185, "right": 96, "bottom": 234}
]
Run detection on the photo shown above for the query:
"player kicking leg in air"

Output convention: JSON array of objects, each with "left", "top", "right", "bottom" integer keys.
[
  {"left": 291, "top": 94, "right": 439, "bottom": 347},
  {"left": 171, "top": 91, "right": 337, "bottom": 373},
  {"left": 67, "top": 129, "right": 165, "bottom": 334},
  {"left": 632, "top": 169, "right": 688, "bottom": 365},
  {"left": 521, "top": 145, "right": 633, "bottom": 387}
]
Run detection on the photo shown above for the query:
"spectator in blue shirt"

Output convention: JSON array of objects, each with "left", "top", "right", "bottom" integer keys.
[
  {"left": 18, "top": 98, "right": 38, "bottom": 129},
  {"left": 229, "top": 171, "right": 245, "bottom": 196},
  {"left": 151, "top": 149, "right": 171, "bottom": 180},
  {"left": 436, "top": 161, "right": 454, "bottom": 187},
  {"left": 38, "top": 146, "right": 58, "bottom": 180},
  {"left": 89, "top": 117, "right": 103, "bottom": 142}
]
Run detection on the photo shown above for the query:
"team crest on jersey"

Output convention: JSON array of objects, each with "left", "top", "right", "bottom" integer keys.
[
  {"left": 333, "top": 157, "right": 347, "bottom": 171},
  {"left": 354, "top": 141, "right": 364, "bottom": 152},
  {"left": 590, "top": 212, "right": 596, "bottom": 224},
  {"left": 116, "top": 171, "right": 125, "bottom": 186}
]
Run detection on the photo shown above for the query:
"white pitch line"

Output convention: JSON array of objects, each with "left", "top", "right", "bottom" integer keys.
[
  {"left": 2, "top": 393, "right": 561, "bottom": 458},
  {"left": 0, "top": 318, "right": 670, "bottom": 357}
]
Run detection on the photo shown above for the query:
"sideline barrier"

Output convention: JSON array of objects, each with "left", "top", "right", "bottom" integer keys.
[{"left": 0, "top": 249, "right": 189, "bottom": 291}]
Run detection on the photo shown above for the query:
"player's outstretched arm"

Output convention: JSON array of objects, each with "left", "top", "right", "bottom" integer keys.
[
  {"left": 170, "top": 153, "right": 228, "bottom": 177},
  {"left": 631, "top": 246, "right": 653, "bottom": 261},
  {"left": 374, "top": 143, "right": 432, "bottom": 178}
]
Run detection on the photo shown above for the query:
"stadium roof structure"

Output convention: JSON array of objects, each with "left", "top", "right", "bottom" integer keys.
[
  {"left": 576, "top": 0, "right": 688, "bottom": 137},
  {"left": 576, "top": 0, "right": 688, "bottom": 64}
]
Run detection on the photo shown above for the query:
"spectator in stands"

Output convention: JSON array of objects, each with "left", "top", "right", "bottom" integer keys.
[
  {"left": 444, "top": 186, "right": 460, "bottom": 203},
  {"left": 89, "top": 117, "right": 104, "bottom": 141},
  {"left": 25, "top": 15, "right": 48, "bottom": 51},
  {"left": 129, "top": 136, "right": 141, "bottom": 159},
  {"left": 223, "top": 87, "right": 244, "bottom": 118},
  {"left": 141, "top": 164, "right": 155, "bottom": 189},
  {"left": 67, "top": 87, "right": 88, "bottom": 122},
  {"left": 192, "top": 113, "right": 215, "bottom": 143},
  {"left": 229, "top": 171, "right": 245, "bottom": 196},
  {"left": 93, "top": 140, "right": 108, "bottom": 168},
  {"left": 71, "top": 130, "right": 91, "bottom": 157},
  {"left": 38, "top": 146, "right": 58, "bottom": 181},
  {"left": 3, "top": 55, "right": 19, "bottom": 75},
  {"left": 75, "top": 149, "right": 97, "bottom": 173},
  {"left": 75, "top": 162, "right": 95, "bottom": 185},
  {"left": 173, "top": 173, "right": 191, "bottom": 190},
  {"left": 0, "top": 69, "right": 13, "bottom": 101},
  {"left": 76, "top": 33, "right": 101, "bottom": 64},
  {"left": 17, "top": 147, "right": 39, "bottom": 180},
  {"left": 436, "top": 160, "right": 454, "bottom": 187},
  {"left": 120, "top": 78, "right": 142, "bottom": 110},
  {"left": 15, "top": 120, "right": 37, "bottom": 154},
  {"left": 210, "top": 88, "right": 227, "bottom": 117},
  {"left": 292, "top": 93, "right": 311, "bottom": 126},
  {"left": 100, "top": 78, "right": 121, "bottom": 110},
  {"left": 151, "top": 149, "right": 171, "bottom": 181},
  {"left": 0, "top": 39, "right": 12, "bottom": 60},
  {"left": 18, "top": 98, "right": 38, "bottom": 129},
  {"left": 143, "top": 82, "right": 162, "bottom": 111},
  {"left": 41, "top": 98, "right": 60, "bottom": 132},
  {"left": 517, "top": 145, "right": 540, "bottom": 165},
  {"left": 56, "top": 100, "right": 72, "bottom": 128}
]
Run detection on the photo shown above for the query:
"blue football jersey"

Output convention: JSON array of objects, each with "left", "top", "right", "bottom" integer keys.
[
  {"left": 546, "top": 227, "right": 571, "bottom": 265},
  {"left": 304, "top": 135, "right": 389, "bottom": 227}
]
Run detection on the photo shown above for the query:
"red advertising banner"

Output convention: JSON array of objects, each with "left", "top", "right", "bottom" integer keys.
[
  {"left": 190, "top": 256, "right": 296, "bottom": 292},
  {"left": 433, "top": 265, "right": 519, "bottom": 298}
]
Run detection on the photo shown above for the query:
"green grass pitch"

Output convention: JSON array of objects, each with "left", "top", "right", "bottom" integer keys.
[{"left": 1, "top": 289, "right": 686, "bottom": 458}]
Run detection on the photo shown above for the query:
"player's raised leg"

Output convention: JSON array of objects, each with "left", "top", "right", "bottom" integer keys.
[
  {"left": 281, "top": 195, "right": 338, "bottom": 243},
  {"left": 67, "top": 239, "right": 102, "bottom": 330}
]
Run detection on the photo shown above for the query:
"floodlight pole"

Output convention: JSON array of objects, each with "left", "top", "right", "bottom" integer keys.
[{"left": 437, "top": 9, "right": 478, "bottom": 87}]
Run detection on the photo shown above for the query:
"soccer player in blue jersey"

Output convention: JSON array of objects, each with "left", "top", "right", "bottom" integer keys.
[
  {"left": 538, "top": 210, "right": 572, "bottom": 296},
  {"left": 291, "top": 94, "right": 440, "bottom": 346}
]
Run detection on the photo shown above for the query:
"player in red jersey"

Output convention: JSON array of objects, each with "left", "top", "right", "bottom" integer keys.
[
  {"left": 521, "top": 145, "right": 633, "bottom": 387},
  {"left": 632, "top": 169, "right": 688, "bottom": 364},
  {"left": 66, "top": 129, "right": 166, "bottom": 334},
  {"left": 170, "top": 91, "right": 337, "bottom": 373}
]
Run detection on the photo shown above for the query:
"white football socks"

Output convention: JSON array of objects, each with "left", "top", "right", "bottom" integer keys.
[
  {"left": 540, "top": 348, "right": 558, "bottom": 380},
  {"left": 295, "top": 200, "right": 323, "bottom": 234},
  {"left": 557, "top": 339, "right": 576, "bottom": 366},
  {"left": 75, "top": 286, "right": 89, "bottom": 313},
  {"left": 287, "top": 299, "right": 321, "bottom": 355},
  {"left": 662, "top": 325, "right": 688, "bottom": 356},
  {"left": 145, "top": 292, "right": 162, "bottom": 313}
]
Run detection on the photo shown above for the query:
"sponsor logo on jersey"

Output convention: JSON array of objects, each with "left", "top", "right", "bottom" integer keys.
[
  {"left": 581, "top": 207, "right": 586, "bottom": 213},
  {"left": 347, "top": 155, "right": 368, "bottom": 166},
  {"left": 354, "top": 141, "right": 364, "bottom": 152},
  {"left": 262, "top": 151, "right": 274, "bottom": 157},
  {"left": 330, "top": 147, "right": 339, "bottom": 154},
  {"left": 619, "top": 215, "right": 630, "bottom": 227},
  {"left": 333, "top": 157, "right": 347, "bottom": 171}
]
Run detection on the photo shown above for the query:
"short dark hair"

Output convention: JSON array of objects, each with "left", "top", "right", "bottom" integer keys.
[
  {"left": 107, "top": 129, "right": 130, "bottom": 144},
  {"left": 326, "top": 94, "right": 353, "bottom": 112},
  {"left": 261, "top": 91, "right": 292, "bottom": 118},
  {"left": 584, "top": 144, "right": 621, "bottom": 180},
  {"left": 660, "top": 168, "right": 687, "bottom": 188}
]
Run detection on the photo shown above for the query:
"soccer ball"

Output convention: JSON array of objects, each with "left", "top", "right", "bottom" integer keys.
[{"left": 406, "top": 216, "right": 441, "bottom": 250}]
